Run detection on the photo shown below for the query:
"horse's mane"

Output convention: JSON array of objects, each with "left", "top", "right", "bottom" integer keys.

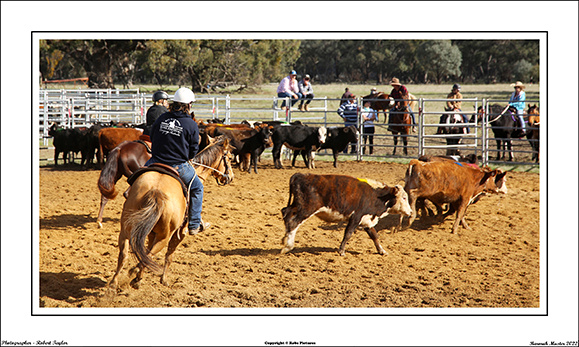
[{"left": 193, "top": 136, "right": 227, "bottom": 166}]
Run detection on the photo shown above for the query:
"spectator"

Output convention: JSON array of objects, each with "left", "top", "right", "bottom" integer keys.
[
  {"left": 276, "top": 70, "right": 302, "bottom": 110},
  {"left": 337, "top": 94, "right": 359, "bottom": 153},
  {"left": 340, "top": 87, "right": 353, "bottom": 105},
  {"left": 509, "top": 81, "right": 527, "bottom": 136},
  {"left": 361, "top": 100, "right": 378, "bottom": 155},
  {"left": 144, "top": 90, "right": 169, "bottom": 135},
  {"left": 387, "top": 77, "right": 416, "bottom": 133},
  {"left": 446, "top": 84, "right": 469, "bottom": 133},
  {"left": 298, "top": 74, "right": 314, "bottom": 111},
  {"left": 145, "top": 87, "right": 210, "bottom": 235}
]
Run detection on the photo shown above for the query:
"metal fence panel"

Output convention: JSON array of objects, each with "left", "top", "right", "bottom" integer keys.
[{"left": 38, "top": 90, "right": 540, "bottom": 166}]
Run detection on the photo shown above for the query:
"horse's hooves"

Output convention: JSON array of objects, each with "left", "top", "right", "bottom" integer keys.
[
  {"left": 97, "top": 222, "right": 103, "bottom": 228},
  {"left": 129, "top": 278, "right": 141, "bottom": 289}
]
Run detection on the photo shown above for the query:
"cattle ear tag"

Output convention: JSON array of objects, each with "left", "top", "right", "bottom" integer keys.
[{"left": 357, "top": 178, "right": 368, "bottom": 185}]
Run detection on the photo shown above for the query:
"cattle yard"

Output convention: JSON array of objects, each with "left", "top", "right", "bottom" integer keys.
[
  {"left": 38, "top": 159, "right": 540, "bottom": 309},
  {"left": 37, "top": 83, "right": 543, "bottom": 310}
]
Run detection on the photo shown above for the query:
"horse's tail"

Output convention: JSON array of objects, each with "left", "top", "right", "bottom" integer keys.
[
  {"left": 127, "top": 189, "right": 167, "bottom": 274},
  {"left": 97, "top": 146, "right": 121, "bottom": 199}
]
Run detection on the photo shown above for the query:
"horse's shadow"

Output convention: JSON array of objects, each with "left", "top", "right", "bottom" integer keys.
[
  {"left": 40, "top": 213, "right": 113, "bottom": 230},
  {"left": 39, "top": 271, "right": 107, "bottom": 305}
]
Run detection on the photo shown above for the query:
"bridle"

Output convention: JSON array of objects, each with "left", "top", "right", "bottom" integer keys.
[{"left": 188, "top": 150, "right": 233, "bottom": 186}]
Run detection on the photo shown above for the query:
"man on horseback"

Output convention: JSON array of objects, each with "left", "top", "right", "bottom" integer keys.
[
  {"left": 446, "top": 84, "right": 469, "bottom": 133},
  {"left": 509, "top": 81, "right": 527, "bottom": 137},
  {"left": 145, "top": 87, "right": 210, "bottom": 235},
  {"left": 387, "top": 77, "right": 416, "bottom": 133},
  {"left": 144, "top": 90, "right": 169, "bottom": 135}
]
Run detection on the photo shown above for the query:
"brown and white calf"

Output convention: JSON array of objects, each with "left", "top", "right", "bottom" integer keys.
[
  {"left": 281, "top": 173, "right": 412, "bottom": 256},
  {"left": 401, "top": 159, "right": 507, "bottom": 234}
]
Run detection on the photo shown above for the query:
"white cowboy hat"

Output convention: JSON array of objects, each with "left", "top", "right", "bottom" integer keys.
[{"left": 510, "top": 81, "right": 526, "bottom": 89}]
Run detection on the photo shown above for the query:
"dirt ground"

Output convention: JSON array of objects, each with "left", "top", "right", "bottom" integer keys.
[{"left": 38, "top": 158, "right": 540, "bottom": 309}]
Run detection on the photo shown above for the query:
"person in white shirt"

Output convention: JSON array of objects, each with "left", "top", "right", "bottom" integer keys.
[{"left": 361, "top": 101, "right": 378, "bottom": 154}]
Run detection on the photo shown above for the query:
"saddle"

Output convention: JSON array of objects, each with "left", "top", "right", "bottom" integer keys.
[{"left": 127, "top": 163, "right": 188, "bottom": 198}]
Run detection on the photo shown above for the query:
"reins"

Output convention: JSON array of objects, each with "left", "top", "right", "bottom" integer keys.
[
  {"left": 188, "top": 152, "right": 232, "bottom": 186},
  {"left": 487, "top": 105, "right": 510, "bottom": 124}
]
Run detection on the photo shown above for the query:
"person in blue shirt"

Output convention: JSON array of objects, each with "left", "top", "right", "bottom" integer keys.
[
  {"left": 146, "top": 87, "right": 209, "bottom": 235},
  {"left": 509, "top": 81, "right": 527, "bottom": 136}
]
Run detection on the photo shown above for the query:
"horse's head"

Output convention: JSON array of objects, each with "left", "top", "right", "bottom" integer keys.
[
  {"left": 474, "top": 106, "right": 485, "bottom": 123},
  {"left": 527, "top": 104, "right": 539, "bottom": 115},
  {"left": 527, "top": 104, "right": 540, "bottom": 126},
  {"left": 212, "top": 138, "right": 235, "bottom": 186}
]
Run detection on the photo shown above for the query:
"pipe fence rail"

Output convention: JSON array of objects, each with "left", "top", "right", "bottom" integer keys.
[{"left": 38, "top": 89, "right": 540, "bottom": 166}]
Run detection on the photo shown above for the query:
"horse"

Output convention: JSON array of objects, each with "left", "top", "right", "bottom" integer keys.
[
  {"left": 526, "top": 105, "right": 540, "bottom": 162},
  {"left": 436, "top": 108, "right": 467, "bottom": 156},
  {"left": 108, "top": 137, "right": 234, "bottom": 290},
  {"left": 362, "top": 92, "right": 392, "bottom": 121},
  {"left": 96, "top": 132, "right": 214, "bottom": 228},
  {"left": 388, "top": 99, "right": 413, "bottom": 156},
  {"left": 473, "top": 104, "right": 523, "bottom": 161}
]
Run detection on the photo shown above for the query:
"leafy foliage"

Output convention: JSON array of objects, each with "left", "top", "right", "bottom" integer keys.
[{"left": 39, "top": 39, "right": 539, "bottom": 89}]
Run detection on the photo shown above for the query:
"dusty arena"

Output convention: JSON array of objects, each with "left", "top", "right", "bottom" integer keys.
[{"left": 38, "top": 158, "right": 540, "bottom": 309}]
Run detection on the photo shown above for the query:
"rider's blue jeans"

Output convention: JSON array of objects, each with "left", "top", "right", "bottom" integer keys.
[{"left": 145, "top": 159, "right": 204, "bottom": 229}]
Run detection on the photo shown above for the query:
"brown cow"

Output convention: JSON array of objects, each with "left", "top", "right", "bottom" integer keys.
[
  {"left": 413, "top": 155, "right": 507, "bottom": 219},
  {"left": 98, "top": 127, "right": 143, "bottom": 166},
  {"left": 401, "top": 159, "right": 507, "bottom": 234},
  {"left": 281, "top": 173, "right": 412, "bottom": 256},
  {"left": 207, "top": 124, "right": 273, "bottom": 173}
]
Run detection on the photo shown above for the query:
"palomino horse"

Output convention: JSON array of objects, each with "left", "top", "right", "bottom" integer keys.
[
  {"left": 526, "top": 105, "right": 540, "bottom": 162},
  {"left": 108, "top": 137, "right": 234, "bottom": 289},
  {"left": 436, "top": 108, "right": 467, "bottom": 156},
  {"left": 96, "top": 132, "right": 213, "bottom": 228}
]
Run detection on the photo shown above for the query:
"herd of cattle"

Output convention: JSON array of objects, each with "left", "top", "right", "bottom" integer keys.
[{"left": 47, "top": 118, "right": 508, "bottom": 255}]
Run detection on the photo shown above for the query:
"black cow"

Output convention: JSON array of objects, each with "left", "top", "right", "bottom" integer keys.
[
  {"left": 48, "top": 123, "right": 87, "bottom": 165},
  {"left": 82, "top": 123, "right": 106, "bottom": 166},
  {"left": 272, "top": 124, "right": 327, "bottom": 169},
  {"left": 292, "top": 125, "right": 358, "bottom": 168},
  {"left": 211, "top": 125, "right": 273, "bottom": 174}
]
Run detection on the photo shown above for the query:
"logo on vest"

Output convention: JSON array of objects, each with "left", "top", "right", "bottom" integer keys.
[{"left": 160, "top": 118, "right": 183, "bottom": 136}]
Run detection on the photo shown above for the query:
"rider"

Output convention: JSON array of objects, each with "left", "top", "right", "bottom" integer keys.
[
  {"left": 508, "top": 81, "right": 527, "bottom": 136},
  {"left": 387, "top": 77, "right": 416, "bottom": 133},
  {"left": 145, "top": 87, "right": 210, "bottom": 235},
  {"left": 144, "top": 90, "right": 169, "bottom": 135},
  {"left": 446, "top": 84, "right": 469, "bottom": 133}
]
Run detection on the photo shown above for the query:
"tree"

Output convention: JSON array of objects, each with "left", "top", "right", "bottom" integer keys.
[
  {"left": 513, "top": 59, "right": 534, "bottom": 82},
  {"left": 416, "top": 40, "right": 462, "bottom": 84},
  {"left": 141, "top": 39, "right": 301, "bottom": 92},
  {"left": 43, "top": 40, "right": 145, "bottom": 88}
]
